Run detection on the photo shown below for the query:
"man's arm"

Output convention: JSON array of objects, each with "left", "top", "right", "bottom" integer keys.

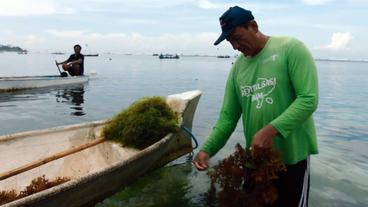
[
  {"left": 251, "top": 124, "right": 278, "bottom": 148},
  {"left": 270, "top": 40, "right": 318, "bottom": 138},
  {"left": 57, "top": 58, "right": 82, "bottom": 67},
  {"left": 193, "top": 151, "right": 210, "bottom": 170},
  {"left": 202, "top": 66, "right": 242, "bottom": 156},
  {"left": 56, "top": 59, "right": 68, "bottom": 65},
  {"left": 193, "top": 65, "right": 242, "bottom": 170},
  {"left": 57, "top": 55, "right": 73, "bottom": 65},
  {"left": 67, "top": 58, "right": 82, "bottom": 65},
  {"left": 251, "top": 40, "right": 318, "bottom": 153}
]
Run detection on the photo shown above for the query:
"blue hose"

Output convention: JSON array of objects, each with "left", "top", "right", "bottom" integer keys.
[{"left": 181, "top": 126, "right": 199, "bottom": 150}]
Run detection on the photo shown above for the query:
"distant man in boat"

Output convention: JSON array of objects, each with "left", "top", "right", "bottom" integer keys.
[
  {"left": 56, "top": 44, "right": 84, "bottom": 76},
  {"left": 193, "top": 6, "right": 319, "bottom": 207}
]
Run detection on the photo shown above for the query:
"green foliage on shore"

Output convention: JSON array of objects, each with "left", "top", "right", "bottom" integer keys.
[
  {"left": 0, "top": 44, "right": 27, "bottom": 53},
  {"left": 102, "top": 96, "right": 179, "bottom": 149}
]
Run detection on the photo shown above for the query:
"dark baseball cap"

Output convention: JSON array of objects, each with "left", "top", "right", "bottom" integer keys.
[{"left": 214, "top": 6, "right": 254, "bottom": 46}]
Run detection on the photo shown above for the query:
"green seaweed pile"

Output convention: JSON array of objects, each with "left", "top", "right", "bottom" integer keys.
[{"left": 102, "top": 96, "right": 179, "bottom": 150}]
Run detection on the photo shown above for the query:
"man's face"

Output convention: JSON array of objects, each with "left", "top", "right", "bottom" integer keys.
[
  {"left": 227, "top": 25, "right": 258, "bottom": 56},
  {"left": 74, "top": 46, "right": 81, "bottom": 54}
]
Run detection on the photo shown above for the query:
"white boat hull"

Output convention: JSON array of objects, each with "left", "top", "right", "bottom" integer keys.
[
  {"left": 0, "top": 75, "right": 89, "bottom": 91},
  {"left": 0, "top": 90, "right": 201, "bottom": 207}
]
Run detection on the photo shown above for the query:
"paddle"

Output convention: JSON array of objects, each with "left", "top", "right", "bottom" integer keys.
[
  {"left": 0, "top": 138, "right": 105, "bottom": 181},
  {"left": 55, "top": 60, "right": 68, "bottom": 77}
]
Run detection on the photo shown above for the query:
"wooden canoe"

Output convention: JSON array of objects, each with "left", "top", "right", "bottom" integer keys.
[
  {"left": 0, "top": 90, "right": 201, "bottom": 207},
  {"left": 0, "top": 75, "right": 89, "bottom": 91}
]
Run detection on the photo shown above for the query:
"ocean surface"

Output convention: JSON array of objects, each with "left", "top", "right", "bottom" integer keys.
[{"left": 0, "top": 52, "right": 367, "bottom": 206}]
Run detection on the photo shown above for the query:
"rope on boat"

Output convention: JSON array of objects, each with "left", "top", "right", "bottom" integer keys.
[{"left": 181, "top": 126, "right": 199, "bottom": 150}]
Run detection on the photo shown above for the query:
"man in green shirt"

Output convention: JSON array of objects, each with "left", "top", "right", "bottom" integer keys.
[{"left": 193, "top": 6, "right": 318, "bottom": 207}]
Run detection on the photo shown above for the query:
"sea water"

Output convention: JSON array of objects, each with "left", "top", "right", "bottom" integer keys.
[{"left": 0, "top": 53, "right": 367, "bottom": 206}]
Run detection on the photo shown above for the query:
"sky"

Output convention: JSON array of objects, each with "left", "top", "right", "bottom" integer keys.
[{"left": 0, "top": 0, "right": 367, "bottom": 59}]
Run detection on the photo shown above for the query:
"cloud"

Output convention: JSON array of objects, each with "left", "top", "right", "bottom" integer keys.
[
  {"left": 302, "top": 0, "right": 335, "bottom": 5},
  {"left": 0, "top": 0, "right": 74, "bottom": 16},
  {"left": 198, "top": 0, "right": 221, "bottom": 9},
  {"left": 29, "top": 30, "right": 230, "bottom": 54},
  {"left": 324, "top": 32, "right": 353, "bottom": 50},
  {"left": 46, "top": 30, "right": 87, "bottom": 38},
  {"left": 79, "top": 0, "right": 193, "bottom": 10},
  {"left": 351, "top": 0, "right": 368, "bottom": 2},
  {"left": 24, "top": 35, "right": 44, "bottom": 45},
  {"left": 0, "top": 30, "right": 15, "bottom": 35},
  {"left": 0, "top": 0, "right": 56, "bottom": 16}
]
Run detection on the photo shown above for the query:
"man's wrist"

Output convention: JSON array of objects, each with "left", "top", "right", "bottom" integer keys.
[{"left": 265, "top": 124, "right": 279, "bottom": 139}]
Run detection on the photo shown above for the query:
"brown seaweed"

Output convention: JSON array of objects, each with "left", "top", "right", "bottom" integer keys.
[
  {"left": 0, "top": 175, "right": 70, "bottom": 205},
  {"left": 206, "top": 144, "right": 286, "bottom": 207},
  {"left": 0, "top": 190, "right": 17, "bottom": 205}
]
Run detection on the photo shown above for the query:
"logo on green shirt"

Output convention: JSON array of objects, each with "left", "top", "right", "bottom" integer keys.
[{"left": 240, "top": 77, "right": 277, "bottom": 109}]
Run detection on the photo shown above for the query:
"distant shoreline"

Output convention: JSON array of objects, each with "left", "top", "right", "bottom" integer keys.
[
  {"left": 0, "top": 45, "right": 27, "bottom": 53},
  {"left": 0, "top": 50, "right": 367, "bottom": 63},
  {"left": 315, "top": 58, "right": 368, "bottom": 63}
]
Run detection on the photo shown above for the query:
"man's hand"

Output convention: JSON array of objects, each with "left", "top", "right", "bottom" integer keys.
[
  {"left": 251, "top": 124, "right": 278, "bottom": 156},
  {"left": 193, "top": 151, "right": 210, "bottom": 170}
]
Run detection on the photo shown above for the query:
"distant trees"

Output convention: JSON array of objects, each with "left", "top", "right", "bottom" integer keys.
[{"left": 0, "top": 44, "right": 27, "bottom": 53}]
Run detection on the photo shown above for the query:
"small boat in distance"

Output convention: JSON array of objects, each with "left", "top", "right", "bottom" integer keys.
[
  {"left": 0, "top": 75, "right": 89, "bottom": 92},
  {"left": 217, "top": 55, "right": 230, "bottom": 58},
  {"left": 51, "top": 52, "right": 65, "bottom": 55},
  {"left": 159, "top": 53, "right": 180, "bottom": 59},
  {"left": 0, "top": 90, "right": 201, "bottom": 207},
  {"left": 84, "top": 54, "right": 99, "bottom": 57},
  {"left": 17, "top": 50, "right": 28, "bottom": 55}
]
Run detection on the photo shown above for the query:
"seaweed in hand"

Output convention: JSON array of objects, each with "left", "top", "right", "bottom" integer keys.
[{"left": 206, "top": 144, "right": 286, "bottom": 207}]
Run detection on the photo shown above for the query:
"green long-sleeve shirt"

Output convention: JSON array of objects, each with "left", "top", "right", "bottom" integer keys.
[{"left": 202, "top": 36, "right": 319, "bottom": 164}]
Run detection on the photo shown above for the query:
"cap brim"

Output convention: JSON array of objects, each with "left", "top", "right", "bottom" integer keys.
[{"left": 214, "top": 30, "right": 232, "bottom": 46}]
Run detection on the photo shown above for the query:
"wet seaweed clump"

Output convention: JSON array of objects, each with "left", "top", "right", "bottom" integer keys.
[
  {"left": 102, "top": 96, "right": 179, "bottom": 150},
  {"left": 206, "top": 144, "right": 287, "bottom": 207},
  {"left": 0, "top": 190, "right": 17, "bottom": 205},
  {"left": 0, "top": 175, "right": 70, "bottom": 205}
]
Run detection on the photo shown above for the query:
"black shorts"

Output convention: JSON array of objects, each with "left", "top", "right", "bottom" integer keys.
[
  {"left": 271, "top": 157, "right": 310, "bottom": 207},
  {"left": 68, "top": 67, "right": 76, "bottom": 76},
  {"left": 68, "top": 66, "right": 83, "bottom": 76}
]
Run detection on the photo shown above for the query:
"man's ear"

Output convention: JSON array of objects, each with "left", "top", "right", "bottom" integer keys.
[{"left": 249, "top": 20, "right": 259, "bottom": 33}]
